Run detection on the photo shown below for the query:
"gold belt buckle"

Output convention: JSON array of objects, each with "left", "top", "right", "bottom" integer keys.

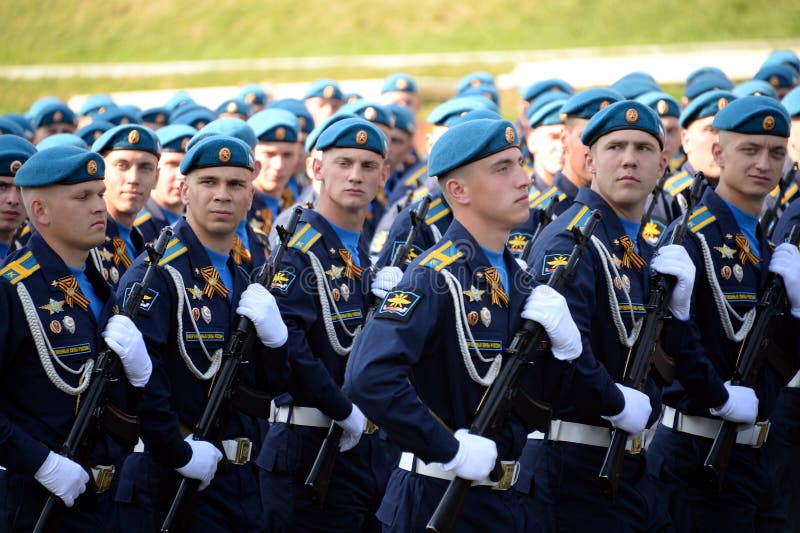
[
  {"left": 234, "top": 438, "right": 252, "bottom": 465},
  {"left": 93, "top": 465, "right": 115, "bottom": 493},
  {"left": 754, "top": 421, "right": 770, "bottom": 448},
  {"left": 492, "top": 462, "right": 518, "bottom": 491},
  {"left": 364, "top": 420, "right": 378, "bottom": 434},
  {"left": 628, "top": 433, "right": 644, "bottom": 454}
]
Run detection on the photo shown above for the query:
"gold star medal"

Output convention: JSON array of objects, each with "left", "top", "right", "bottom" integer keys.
[
  {"left": 186, "top": 285, "right": 204, "bottom": 300},
  {"left": 714, "top": 244, "right": 736, "bottom": 259},
  {"left": 462, "top": 285, "right": 485, "bottom": 302},
  {"left": 40, "top": 298, "right": 65, "bottom": 315},
  {"left": 325, "top": 265, "right": 344, "bottom": 280}
]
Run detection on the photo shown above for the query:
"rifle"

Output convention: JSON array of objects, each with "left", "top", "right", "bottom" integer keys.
[
  {"left": 702, "top": 224, "right": 800, "bottom": 490},
  {"left": 598, "top": 172, "right": 704, "bottom": 500},
  {"left": 761, "top": 163, "right": 797, "bottom": 239},
  {"left": 161, "top": 207, "right": 302, "bottom": 532},
  {"left": 34, "top": 226, "right": 174, "bottom": 533},
  {"left": 304, "top": 194, "right": 433, "bottom": 507},
  {"left": 426, "top": 210, "right": 602, "bottom": 533},
  {"left": 519, "top": 196, "right": 560, "bottom": 265}
]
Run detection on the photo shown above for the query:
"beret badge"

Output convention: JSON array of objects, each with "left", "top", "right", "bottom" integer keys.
[
  {"left": 87, "top": 160, "right": 98, "bottom": 175},
  {"left": 219, "top": 147, "right": 231, "bottom": 163},
  {"left": 763, "top": 115, "right": 775, "bottom": 131},
  {"left": 128, "top": 130, "right": 140, "bottom": 144},
  {"left": 505, "top": 127, "right": 515, "bottom": 143},
  {"left": 626, "top": 108, "right": 639, "bottom": 123},
  {"left": 356, "top": 130, "right": 368, "bottom": 145}
]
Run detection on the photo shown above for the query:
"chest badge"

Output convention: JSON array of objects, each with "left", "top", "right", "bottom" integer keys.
[
  {"left": 721, "top": 265, "right": 732, "bottom": 280},
  {"left": 325, "top": 265, "right": 344, "bottom": 281},
  {"left": 201, "top": 305, "right": 212, "bottom": 324},
  {"left": 463, "top": 285, "right": 485, "bottom": 302},
  {"left": 186, "top": 284, "right": 204, "bottom": 300},
  {"left": 480, "top": 306, "right": 492, "bottom": 327},
  {"left": 40, "top": 298, "right": 65, "bottom": 315},
  {"left": 63, "top": 316, "right": 76, "bottom": 334},
  {"left": 714, "top": 244, "right": 736, "bottom": 260},
  {"left": 733, "top": 264, "right": 744, "bottom": 282},
  {"left": 468, "top": 311, "right": 479, "bottom": 327}
]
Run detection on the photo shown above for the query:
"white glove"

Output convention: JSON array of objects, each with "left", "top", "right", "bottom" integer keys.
[
  {"left": 34, "top": 451, "right": 89, "bottom": 507},
  {"left": 650, "top": 244, "right": 695, "bottom": 321},
  {"left": 521, "top": 285, "right": 582, "bottom": 361},
  {"left": 601, "top": 384, "right": 652, "bottom": 434},
  {"left": 236, "top": 283, "right": 288, "bottom": 348},
  {"left": 102, "top": 314, "right": 153, "bottom": 388},
  {"left": 176, "top": 435, "right": 223, "bottom": 491},
  {"left": 710, "top": 381, "right": 759, "bottom": 425},
  {"left": 442, "top": 429, "right": 498, "bottom": 481},
  {"left": 371, "top": 266, "right": 403, "bottom": 299},
  {"left": 768, "top": 242, "right": 800, "bottom": 319},
  {"left": 335, "top": 404, "right": 366, "bottom": 452}
]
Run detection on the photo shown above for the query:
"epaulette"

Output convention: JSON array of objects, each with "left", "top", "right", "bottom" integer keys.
[
  {"left": 288, "top": 223, "right": 322, "bottom": 253},
  {"left": 0, "top": 250, "right": 40, "bottom": 285},
  {"left": 425, "top": 197, "right": 451, "bottom": 225},
  {"left": 529, "top": 186, "right": 566, "bottom": 210},
  {"left": 419, "top": 240, "right": 463, "bottom": 272},
  {"left": 411, "top": 186, "right": 430, "bottom": 202},
  {"left": 134, "top": 208, "right": 152, "bottom": 227},
  {"left": 566, "top": 205, "right": 593, "bottom": 231},
  {"left": 403, "top": 164, "right": 428, "bottom": 187},
  {"left": 155, "top": 237, "right": 188, "bottom": 266},
  {"left": 669, "top": 152, "right": 686, "bottom": 172},
  {"left": 663, "top": 171, "right": 692, "bottom": 197},
  {"left": 769, "top": 182, "right": 799, "bottom": 205},
  {"left": 687, "top": 205, "right": 716, "bottom": 233}
]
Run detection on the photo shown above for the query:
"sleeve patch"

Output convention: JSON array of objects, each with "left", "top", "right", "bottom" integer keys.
[
  {"left": 270, "top": 269, "right": 297, "bottom": 293},
  {"left": 390, "top": 241, "right": 423, "bottom": 264},
  {"left": 375, "top": 290, "right": 422, "bottom": 321},
  {"left": 540, "top": 251, "right": 571, "bottom": 278},
  {"left": 123, "top": 286, "right": 159, "bottom": 313}
]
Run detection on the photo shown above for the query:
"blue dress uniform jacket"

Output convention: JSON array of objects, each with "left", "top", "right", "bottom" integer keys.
[
  {"left": 530, "top": 170, "right": 577, "bottom": 218},
  {"left": 112, "top": 217, "right": 289, "bottom": 532},
  {"left": 345, "top": 220, "right": 538, "bottom": 531},
  {"left": 133, "top": 198, "right": 173, "bottom": 245},
  {"left": 257, "top": 208, "right": 394, "bottom": 532},
  {"left": 522, "top": 188, "right": 669, "bottom": 532},
  {"left": 248, "top": 190, "right": 279, "bottom": 236},
  {"left": 386, "top": 160, "right": 428, "bottom": 206},
  {"left": 96, "top": 215, "right": 145, "bottom": 291},
  {"left": 647, "top": 187, "right": 798, "bottom": 532},
  {"left": 0, "top": 232, "right": 134, "bottom": 531}
]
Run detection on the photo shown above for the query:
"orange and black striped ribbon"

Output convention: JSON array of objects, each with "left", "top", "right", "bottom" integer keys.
[
  {"left": 54, "top": 275, "right": 90, "bottom": 311},
  {"left": 618, "top": 235, "right": 645, "bottom": 271},
  {"left": 338, "top": 249, "right": 364, "bottom": 280},
  {"left": 735, "top": 234, "right": 760, "bottom": 267},
  {"left": 230, "top": 236, "right": 252, "bottom": 265},
  {"left": 111, "top": 237, "right": 132, "bottom": 268},
  {"left": 484, "top": 267, "right": 509, "bottom": 308},
  {"left": 199, "top": 266, "right": 230, "bottom": 300}
]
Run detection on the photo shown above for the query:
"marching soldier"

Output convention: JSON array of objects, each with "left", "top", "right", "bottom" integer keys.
[{"left": 0, "top": 135, "right": 36, "bottom": 259}]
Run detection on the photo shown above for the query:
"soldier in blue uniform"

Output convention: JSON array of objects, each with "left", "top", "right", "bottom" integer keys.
[
  {"left": 522, "top": 100, "right": 690, "bottom": 532},
  {"left": 32, "top": 101, "right": 77, "bottom": 145},
  {"left": 0, "top": 136, "right": 36, "bottom": 259},
  {"left": 379, "top": 73, "right": 421, "bottom": 114},
  {"left": 92, "top": 124, "right": 161, "bottom": 290},
  {"left": 759, "top": 86, "right": 800, "bottom": 226},
  {"left": 0, "top": 145, "right": 152, "bottom": 531},
  {"left": 113, "top": 135, "right": 290, "bottom": 532},
  {"left": 646, "top": 96, "right": 800, "bottom": 531},
  {"left": 345, "top": 117, "right": 584, "bottom": 531},
  {"left": 134, "top": 124, "right": 196, "bottom": 243},
  {"left": 303, "top": 79, "right": 344, "bottom": 132},
  {"left": 524, "top": 91, "right": 569, "bottom": 193},
  {"left": 256, "top": 117, "right": 395, "bottom": 532},
  {"left": 239, "top": 83, "right": 269, "bottom": 114}
]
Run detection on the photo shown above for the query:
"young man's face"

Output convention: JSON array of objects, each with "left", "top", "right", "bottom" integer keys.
[
  {"left": 713, "top": 131, "right": 787, "bottom": 204},
  {"left": 527, "top": 124, "right": 565, "bottom": 176},
  {"left": 660, "top": 116, "right": 682, "bottom": 164},
  {"left": 27, "top": 180, "right": 108, "bottom": 251},
  {"left": 183, "top": 166, "right": 254, "bottom": 240},
  {"left": 0, "top": 176, "right": 25, "bottom": 238},
  {"left": 253, "top": 142, "right": 300, "bottom": 196},
  {"left": 103, "top": 150, "right": 159, "bottom": 221},
  {"left": 151, "top": 151, "right": 186, "bottom": 213},
  {"left": 313, "top": 147, "right": 388, "bottom": 213},
  {"left": 561, "top": 118, "right": 592, "bottom": 186},
  {"left": 682, "top": 116, "right": 720, "bottom": 178}
]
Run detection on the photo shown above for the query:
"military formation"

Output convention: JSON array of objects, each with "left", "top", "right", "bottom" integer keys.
[{"left": 1, "top": 48, "right": 800, "bottom": 532}]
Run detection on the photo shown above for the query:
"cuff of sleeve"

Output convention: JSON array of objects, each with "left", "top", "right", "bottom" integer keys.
[{"left": 602, "top": 384, "right": 626, "bottom": 418}]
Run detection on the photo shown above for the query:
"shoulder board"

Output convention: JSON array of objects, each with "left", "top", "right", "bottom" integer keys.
[
  {"left": 566, "top": 205, "right": 592, "bottom": 231},
  {"left": 663, "top": 171, "right": 692, "bottom": 196},
  {"left": 0, "top": 251, "right": 40, "bottom": 285},
  {"left": 669, "top": 153, "right": 686, "bottom": 172},
  {"left": 19, "top": 224, "right": 30, "bottom": 237},
  {"left": 782, "top": 183, "right": 799, "bottom": 204},
  {"left": 403, "top": 164, "right": 428, "bottom": 187},
  {"left": 419, "top": 240, "right": 463, "bottom": 272},
  {"left": 530, "top": 186, "right": 566, "bottom": 210},
  {"left": 134, "top": 209, "right": 152, "bottom": 227},
  {"left": 155, "top": 237, "right": 188, "bottom": 266},
  {"left": 687, "top": 206, "right": 717, "bottom": 234},
  {"left": 411, "top": 187, "right": 430, "bottom": 202},
  {"left": 288, "top": 223, "right": 322, "bottom": 253},
  {"left": 425, "top": 197, "right": 451, "bottom": 225}
]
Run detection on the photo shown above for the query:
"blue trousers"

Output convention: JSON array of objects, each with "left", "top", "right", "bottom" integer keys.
[
  {"left": 114, "top": 451, "right": 263, "bottom": 533},
  {"left": 647, "top": 424, "right": 788, "bottom": 532},
  {"left": 521, "top": 439, "right": 671, "bottom": 533},
  {"left": 257, "top": 423, "right": 397, "bottom": 533},
  {"left": 762, "top": 387, "right": 800, "bottom": 533}
]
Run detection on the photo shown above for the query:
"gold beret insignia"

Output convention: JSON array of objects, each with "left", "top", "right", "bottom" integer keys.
[
  {"left": 763, "top": 115, "right": 775, "bottom": 131},
  {"left": 244, "top": 93, "right": 256, "bottom": 104},
  {"left": 470, "top": 79, "right": 481, "bottom": 87},
  {"left": 769, "top": 75, "right": 780, "bottom": 88},
  {"left": 717, "top": 97, "right": 728, "bottom": 110},
  {"left": 657, "top": 99, "right": 668, "bottom": 115},
  {"left": 181, "top": 137, "right": 189, "bottom": 151},
  {"left": 93, "top": 131, "right": 102, "bottom": 141},
  {"left": 505, "top": 126, "right": 515, "bottom": 143},
  {"left": 196, "top": 121, "right": 205, "bottom": 130},
  {"left": 298, "top": 117, "right": 306, "bottom": 129},
  {"left": 87, "top": 160, "right": 98, "bottom": 175},
  {"left": 599, "top": 100, "right": 610, "bottom": 110},
  {"left": 227, "top": 101, "right": 238, "bottom": 113},
  {"left": 356, "top": 130, "right": 368, "bottom": 145},
  {"left": 559, "top": 113, "right": 567, "bottom": 121},
  {"left": 9, "top": 160, "right": 21, "bottom": 175},
  {"left": 625, "top": 108, "right": 638, "bottom": 123},
  {"left": 275, "top": 127, "right": 286, "bottom": 141},
  {"left": 98, "top": 106, "right": 106, "bottom": 114},
  {"left": 364, "top": 107, "right": 377, "bottom": 121},
  {"left": 120, "top": 118, "right": 129, "bottom": 125},
  {"left": 323, "top": 85, "right": 335, "bottom": 99},
  {"left": 219, "top": 147, "right": 231, "bottom": 163},
  {"left": 397, "top": 78, "right": 409, "bottom": 90},
  {"left": 156, "top": 113, "right": 166, "bottom": 125},
  {"left": 53, "top": 111, "right": 63, "bottom": 123},
  {"left": 128, "top": 129, "right": 140, "bottom": 144}
]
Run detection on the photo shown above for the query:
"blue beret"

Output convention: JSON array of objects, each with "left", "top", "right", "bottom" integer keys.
[
  {"left": 527, "top": 97, "right": 568, "bottom": 128},
  {"left": 26, "top": 97, "right": 64, "bottom": 121},
  {"left": 456, "top": 72, "right": 495, "bottom": 93},
  {"left": 140, "top": 107, "right": 169, "bottom": 127},
  {"left": 77, "top": 94, "right": 116, "bottom": 117},
  {"left": 0, "top": 136, "right": 36, "bottom": 177},
  {"left": 685, "top": 66, "right": 729, "bottom": 87},
  {"left": 164, "top": 92, "right": 195, "bottom": 112},
  {"left": 247, "top": 109, "right": 300, "bottom": 143},
  {"left": 188, "top": 118, "right": 257, "bottom": 151},
  {"left": 387, "top": 104, "right": 416, "bottom": 135},
  {"left": 267, "top": 99, "right": 315, "bottom": 134},
  {"left": 171, "top": 106, "right": 217, "bottom": 130},
  {"left": 458, "top": 84, "right": 500, "bottom": 106},
  {"left": 239, "top": 84, "right": 268, "bottom": 107},
  {"left": 753, "top": 64, "right": 799, "bottom": 90},
  {"left": 97, "top": 106, "right": 142, "bottom": 126},
  {"left": 782, "top": 86, "right": 800, "bottom": 117},
  {"left": 15, "top": 146, "right": 104, "bottom": 187},
  {"left": 680, "top": 90, "right": 736, "bottom": 128},
  {"left": 382, "top": 73, "right": 417, "bottom": 94},
  {"left": 448, "top": 109, "right": 502, "bottom": 127},
  {"left": 305, "top": 113, "right": 357, "bottom": 153},
  {"left": 0, "top": 118, "right": 25, "bottom": 138},
  {"left": 429, "top": 118, "right": 519, "bottom": 177},
  {"left": 180, "top": 135, "right": 255, "bottom": 174},
  {"left": 316, "top": 117, "right": 388, "bottom": 157},
  {"left": 763, "top": 50, "right": 800, "bottom": 75},
  {"left": 581, "top": 100, "right": 664, "bottom": 150},
  {"left": 216, "top": 98, "right": 252, "bottom": 117},
  {"left": 344, "top": 93, "right": 363, "bottom": 104},
  {"left": 520, "top": 79, "right": 574, "bottom": 103},
  {"left": 156, "top": 124, "right": 197, "bottom": 152},
  {"left": 635, "top": 91, "right": 681, "bottom": 118},
  {"left": 733, "top": 80, "right": 778, "bottom": 100},
  {"left": 560, "top": 88, "right": 624, "bottom": 120},
  {"left": 3, "top": 115, "right": 34, "bottom": 139},
  {"left": 426, "top": 97, "right": 493, "bottom": 126},
  {"left": 36, "top": 133, "right": 89, "bottom": 151},
  {"left": 684, "top": 72, "right": 734, "bottom": 101},
  {"left": 32, "top": 102, "right": 76, "bottom": 128},
  {"left": 712, "top": 95, "right": 791, "bottom": 137},
  {"left": 304, "top": 79, "right": 343, "bottom": 100},
  {"left": 92, "top": 124, "right": 160, "bottom": 156},
  {"left": 75, "top": 120, "right": 115, "bottom": 145},
  {"left": 610, "top": 72, "right": 661, "bottom": 99},
  {"left": 338, "top": 101, "right": 394, "bottom": 128}
]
